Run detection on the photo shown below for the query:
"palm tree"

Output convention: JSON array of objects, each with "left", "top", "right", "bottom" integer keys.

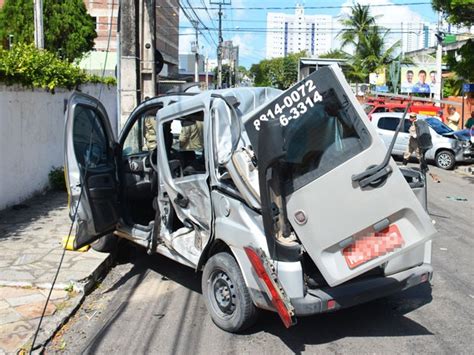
[
  {"left": 338, "top": 4, "right": 378, "bottom": 52},
  {"left": 338, "top": 4, "right": 399, "bottom": 82}
]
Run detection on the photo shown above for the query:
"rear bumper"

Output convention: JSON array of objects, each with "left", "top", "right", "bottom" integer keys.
[{"left": 292, "top": 263, "right": 432, "bottom": 316}]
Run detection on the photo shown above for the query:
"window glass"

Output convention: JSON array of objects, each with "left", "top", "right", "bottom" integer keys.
[
  {"left": 377, "top": 116, "right": 399, "bottom": 131},
  {"left": 426, "top": 117, "right": 453, "bottom": 135},
  {"left": 373, "top": 106, "right": 387, "bottom": 113},
  {"left": 393, "top": 107, "right": 406, "bottom": 112},
  {"left": 73, "top": 105, "right": 109, "bottom": 168},
  {"left": 163, "top": 111, "right": 206, "bottom": 177},
  {"left": 281, "top": 89, "right": 370, "bottom": 192},
  {"left": 122, "top": 109, "right": 159, "bottom": 156}
]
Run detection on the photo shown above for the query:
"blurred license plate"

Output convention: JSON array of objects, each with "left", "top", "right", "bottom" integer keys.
[{"left": 343, "top": 225, "right": 404, "bottom": 269}]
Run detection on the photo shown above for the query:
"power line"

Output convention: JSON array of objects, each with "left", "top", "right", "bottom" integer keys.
[{"left": 157, "top": 2, "right": 432, "bottom": 10}]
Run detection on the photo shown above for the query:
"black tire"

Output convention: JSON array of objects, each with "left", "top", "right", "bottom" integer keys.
[
  {"left": 202, "top": 252, "right": 258, "bottom": 332},
  {"left": 91, "top": 233, "right": 118, "bottom": 253},
  {"left": 435, "top": 150, "right": 455, "bottom": 170}
]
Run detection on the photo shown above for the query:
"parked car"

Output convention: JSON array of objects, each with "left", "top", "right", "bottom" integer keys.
[
  {"left": 64, "top": 66, "right": 436, "bottom": 332},
  {"left": 371, "top": 112, "right": 474, "bottom": 169}
]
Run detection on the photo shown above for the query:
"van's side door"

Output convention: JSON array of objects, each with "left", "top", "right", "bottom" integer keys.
[{"left": 64, "top": 92, "right": 119, "bottom": 249}]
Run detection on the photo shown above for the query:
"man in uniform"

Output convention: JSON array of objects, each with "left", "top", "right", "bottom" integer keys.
[
  {"left": 179, "top": 120, "right": 204, "bottom": 151},
  {"left": 403, "top": 113, "right": 421, "bottom": 165}
]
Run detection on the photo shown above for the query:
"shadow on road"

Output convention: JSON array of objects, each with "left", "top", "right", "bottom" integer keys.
[{"left": 82, "top": 244, "right": 433, "bottom": 354}]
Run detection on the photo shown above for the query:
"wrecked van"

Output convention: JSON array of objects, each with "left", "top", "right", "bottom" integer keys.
[{"left": 64, "top": 65, "right": 436, "bottom": 332}]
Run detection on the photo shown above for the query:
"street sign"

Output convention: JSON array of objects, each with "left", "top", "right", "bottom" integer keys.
[{"left": 462, "top": 83, "right": 474, "bottom": 93}]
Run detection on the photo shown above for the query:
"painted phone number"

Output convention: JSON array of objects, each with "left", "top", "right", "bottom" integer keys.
[{"left": 253, "top": 79, "right": 323, "bottom": 131}]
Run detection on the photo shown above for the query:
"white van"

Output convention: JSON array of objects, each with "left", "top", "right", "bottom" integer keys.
[{"left": 64, "top": 65, "right": 436, "bottom": 332}]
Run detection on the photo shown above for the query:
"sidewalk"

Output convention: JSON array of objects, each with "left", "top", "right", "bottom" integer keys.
[{"left": 0, "top": 191, "right": 111, "bottom": 353}]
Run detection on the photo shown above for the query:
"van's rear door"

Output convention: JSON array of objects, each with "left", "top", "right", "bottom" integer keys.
[{"left": 245, "top": 66, "right": 436, "bottom": 287}]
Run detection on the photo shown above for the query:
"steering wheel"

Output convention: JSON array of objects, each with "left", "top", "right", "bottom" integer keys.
[{"left": 149, "top": 148, "right": 159, "bottom": 172}]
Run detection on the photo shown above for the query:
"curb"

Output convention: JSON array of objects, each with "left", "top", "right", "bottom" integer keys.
[
  {"left": 21, "top": 252, "right": 114, "bottom": 353},
  {"left": 455, "top": 165, "right": 474, "bottom": 176}
]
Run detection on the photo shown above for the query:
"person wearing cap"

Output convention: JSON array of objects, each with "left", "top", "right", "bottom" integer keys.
[{"left": 403, "top": 113, "right": 421, "bottom": 165}]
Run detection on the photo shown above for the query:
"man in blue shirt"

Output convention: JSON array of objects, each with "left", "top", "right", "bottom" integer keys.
[{"left": 412, "top": 70, "right": 430, "bottom": 94}]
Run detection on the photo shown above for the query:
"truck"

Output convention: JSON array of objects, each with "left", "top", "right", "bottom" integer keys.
[{"left": 64, "top": 65, "right": 436, "bottom": 332}]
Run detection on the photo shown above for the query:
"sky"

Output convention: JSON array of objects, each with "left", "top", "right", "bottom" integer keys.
[{"left": 178, "top": 0, "right": 439, "bottom": 68}]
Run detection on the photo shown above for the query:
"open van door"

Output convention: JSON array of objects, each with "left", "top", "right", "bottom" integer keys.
[
  {"left": 64, "top": 92, "right": 119, "bottom": 249},
  {"left": 245, "top": 66, "right": 436, "bottom": 287}
]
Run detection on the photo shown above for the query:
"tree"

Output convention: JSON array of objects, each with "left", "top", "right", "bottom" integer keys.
[
  {"left": 319, "top": 49, "right": 349, "bottom": 59},
  {"left": 0, "top": 0, "right": 97, "bottom": 62},
  {"left": 338, "top": 4, "right": 399, "bottom": 82},
  {"left": 249, "top": 51, "right": 306, "bottom": 89},
  {"left": 432, "top": 0, "right": 474, "bottom": 26},
  {"left": 338, "top": 4, "right": 377, "bottom": 53}
]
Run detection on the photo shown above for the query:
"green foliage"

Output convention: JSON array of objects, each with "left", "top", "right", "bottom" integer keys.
[
  {"left": 0, "top": 43, "right": 116, "bottom": 90},
  {"left": 48, "top": 166, "right": 66, "bottom": 191},
  {"left": 445, "top": 39, "right": 474, "bottom": 82},
  {"left": 319, "top": 50, "right": 349, "bottom": 59},
  {"left": 0, "top": 0, "right": 97, "bottom": 62},
  {"left": 432, "top": 0, "right": 474, "bottom": 26},
  {"left": 338, "top": 4, "right": 399, "bottom": 82},
  {"left": 250, "top": 51, "right": 306, "bottom": 90}
]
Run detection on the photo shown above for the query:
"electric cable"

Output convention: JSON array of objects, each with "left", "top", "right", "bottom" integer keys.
[{"left": 29, "top": 1, "right": 117, "bottom": 352}]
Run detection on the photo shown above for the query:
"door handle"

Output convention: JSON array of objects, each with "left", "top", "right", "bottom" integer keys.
[{"left": 174, "top": 193, "right": 189, "bottom": 208}]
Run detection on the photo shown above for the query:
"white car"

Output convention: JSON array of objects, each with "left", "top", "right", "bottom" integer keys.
[{"left": 371, "top": 112, "right": 474, "bottom": 169}]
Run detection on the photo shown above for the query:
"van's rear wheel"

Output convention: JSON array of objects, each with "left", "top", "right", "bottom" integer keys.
[{"left": 202, "top": 252, "right": 257, "bottom": 332}]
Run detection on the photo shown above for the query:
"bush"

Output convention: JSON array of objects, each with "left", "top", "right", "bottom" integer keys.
[
  {"left": 0, "top": 43, "right": 116, "bottom": 91},
  {"left": 49, "top": 166, "right": 66, "bottom": 191}
]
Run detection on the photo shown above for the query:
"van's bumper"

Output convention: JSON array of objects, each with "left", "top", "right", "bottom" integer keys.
[{"left": 292, "top": 263, "right": 432, "bottom": 316}]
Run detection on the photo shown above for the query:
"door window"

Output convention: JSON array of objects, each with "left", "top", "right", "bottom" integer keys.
[
  {"left": 122, "top": 108, "right": 160, "bottom": 156},
  {"left": 73, "top": 105, "right": 109, "bottom": 168},
  {"left": 377, "top": 116, "right": 399, "bottom": 131},
  {"left": 165, "top": 111, "right": 206, "bottom": 176}
]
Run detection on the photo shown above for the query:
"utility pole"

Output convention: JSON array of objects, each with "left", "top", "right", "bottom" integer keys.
[
  {"left": 434, "top": 11, "right": 443, "bottom": 104},
  {"left": 211, "top": 0, "right": 230, "bottom": 89},
  {"left": 191, "top": 20, "right": 199, "bottom": 83},
  {"left": 140, "top": 0, "right": 157, "bottom": 101},
  {"left": 33, "top": 0, "right": 44, "bottom": 49},
  {"left": 119, "top": 0, "right": 140, "bottom": 127}
]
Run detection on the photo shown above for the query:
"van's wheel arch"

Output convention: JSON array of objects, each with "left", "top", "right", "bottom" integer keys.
[
  {"left": 435, "top": 150, "right": 455, "bottom": 170},
  {"left": 202, "top": 252, "right": 257, "bottom": 332},
  {"left": 91, "top": 233, "right": 118, "bottom": 253}
]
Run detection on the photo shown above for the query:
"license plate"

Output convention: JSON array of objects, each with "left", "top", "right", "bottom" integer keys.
[{"left": 343, "top": 225, "right": 404, "bottom": 269}]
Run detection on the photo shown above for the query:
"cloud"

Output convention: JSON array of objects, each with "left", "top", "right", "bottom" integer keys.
[{"left": 179, "top": 27, "right": 196, "bottom": 54}]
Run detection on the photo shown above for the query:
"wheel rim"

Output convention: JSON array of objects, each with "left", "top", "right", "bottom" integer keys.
[
  {"left": 438, "top": 153, "right": 453, "bottom": 168},
  {"left": 209, "top": 270, "right": 237, "bottom": 316}
]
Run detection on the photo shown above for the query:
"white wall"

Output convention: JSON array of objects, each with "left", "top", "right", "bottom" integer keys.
[{"left": 0, "top": 84, "right": 117, "bottom": 210}]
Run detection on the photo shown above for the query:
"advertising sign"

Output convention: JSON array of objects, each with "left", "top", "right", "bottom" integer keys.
[{"left": 400, "top": 66, "right": 437, "bottom": 94}]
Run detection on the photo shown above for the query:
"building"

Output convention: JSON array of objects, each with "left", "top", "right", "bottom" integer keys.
[{"left": 266, "top": 4, "right": 334, "bottom": 59}]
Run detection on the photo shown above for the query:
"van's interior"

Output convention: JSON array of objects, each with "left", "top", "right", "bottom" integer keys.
[{"left": 119, "top": 108, "right": 206, "bottom": 233}]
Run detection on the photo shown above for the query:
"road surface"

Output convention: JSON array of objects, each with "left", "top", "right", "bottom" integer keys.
[{"left": 47, "top": 166, "right": 474, "bottom": 354}]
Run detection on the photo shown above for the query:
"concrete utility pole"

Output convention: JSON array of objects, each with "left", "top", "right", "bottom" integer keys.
[
  {"left": 119, "top": 0, "right": 157, "bottom": 127},
  {"left": 434, "top": 11, "right": 443, "bottom": 104},
  {"left": 190, "top": 20, "right": 199, "bottom": 83},
  {"left": 211, "top": 0, "right": 230, "bottom": 89},
  {"left": 119, "top": 0, "right": 140, "bottom": 127},
  {"left": 140, "top": 0, "right": 157, "bottom": 101},
  {"left": 33, "top": 0, "right": 44, "bottom": 49}
]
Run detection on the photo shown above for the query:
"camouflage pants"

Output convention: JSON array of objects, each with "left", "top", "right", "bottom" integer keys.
[{"left": 403, "top": 138, "right": 421, "bottom": 160}]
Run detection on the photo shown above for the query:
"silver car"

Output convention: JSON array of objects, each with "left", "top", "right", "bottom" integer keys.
[
  {"left": 372, "top": 112, "right": 474, "bottom": 169},
  {"left": 64, "top": 66, "right": 436, "bottom": 332}
]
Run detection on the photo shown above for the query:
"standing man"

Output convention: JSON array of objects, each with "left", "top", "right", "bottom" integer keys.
[
  {"left": 403, "top": 113, "right": 421, "bottom": 165},
  {"left": 446, "top": 106, "right": 460, "bottom": 130}
]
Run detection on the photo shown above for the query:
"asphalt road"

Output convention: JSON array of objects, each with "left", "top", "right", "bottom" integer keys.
[{"left": 47, "top": 166, "right": 473, "bottom": 354}]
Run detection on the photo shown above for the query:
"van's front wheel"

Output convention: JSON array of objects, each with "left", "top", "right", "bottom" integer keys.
[{"left": 202, "top": 252, "right": 257, "bottom": 332}]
